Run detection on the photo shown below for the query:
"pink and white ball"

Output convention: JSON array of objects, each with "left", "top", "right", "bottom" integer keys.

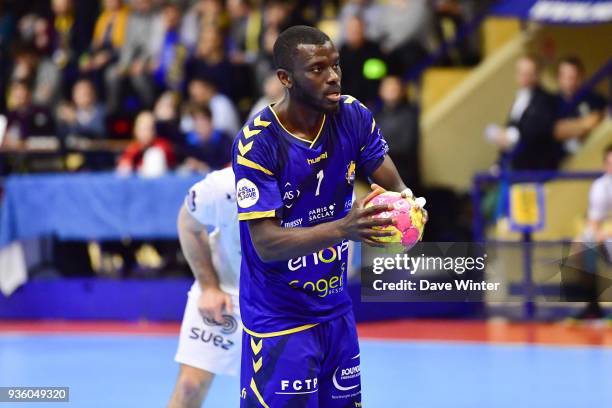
[{"left": 366, "top": 191, "right": 426, "bottom": 250}]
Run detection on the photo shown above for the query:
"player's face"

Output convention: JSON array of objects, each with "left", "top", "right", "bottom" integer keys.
[{"left": 289, "top": 41, "right": 342, "bottom": 113}]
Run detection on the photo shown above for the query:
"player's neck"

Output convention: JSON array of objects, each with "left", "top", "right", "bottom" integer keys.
[{"left": 273, "top": 97, "right": 325, "bottom": 142}]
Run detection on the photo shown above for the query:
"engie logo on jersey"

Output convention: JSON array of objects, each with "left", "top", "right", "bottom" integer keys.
[{"left": 236, "top": 178, "right": 259, "bottom": 208}]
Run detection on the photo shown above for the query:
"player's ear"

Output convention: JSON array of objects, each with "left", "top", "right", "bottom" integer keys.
[{"left": 276, "top": 69, "right": 293, "bottom": 89}]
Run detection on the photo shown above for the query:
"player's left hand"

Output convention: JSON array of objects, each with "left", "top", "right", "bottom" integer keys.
[{"left": 198, "top": 286, "right": 233, "bottom": 324}]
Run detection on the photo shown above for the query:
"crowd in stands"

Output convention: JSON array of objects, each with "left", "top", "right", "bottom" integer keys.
[
  {"left": 485, "top": 54, "right": 608, "bottom": 173},
  {"left": 0, "top": 1, "right": 608, "bottom": 276},
  {"left": 0, "top": 0, "right": 490, "bottom": 179}
]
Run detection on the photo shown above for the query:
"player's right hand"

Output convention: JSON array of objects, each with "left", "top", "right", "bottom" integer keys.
[
  {"left": 339, "top": 185, "right": 396, "bottom": 247},
  {"left": 198, "top": 286, "right": 233, "bottom": 324}
]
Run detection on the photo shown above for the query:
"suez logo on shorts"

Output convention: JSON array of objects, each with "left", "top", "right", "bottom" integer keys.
[
  {"left": 236, "top": 178, "right": 259, "bottom": 209},
  {"left": 188, "top": 315, "right": 238, "bottom": 350}
]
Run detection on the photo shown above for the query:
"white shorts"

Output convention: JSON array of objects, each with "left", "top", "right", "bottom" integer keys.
[{"left": 174, "top": 290, "right": 242, "bottom": 376}]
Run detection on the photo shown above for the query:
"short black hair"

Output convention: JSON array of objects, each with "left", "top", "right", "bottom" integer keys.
[
  {"left": 273, "top": 25, "right": 331, "bottom": 71},
  {"left": 189, "top": 103, "right": 212, "bottom": 120},
  {"left": 559, "top": 56, "right": 585, "bottom": 74}
]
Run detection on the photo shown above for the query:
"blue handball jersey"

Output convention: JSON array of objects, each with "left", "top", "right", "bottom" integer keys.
[{"left": 232, "top": 95, "right": 389, "bottom": 336}]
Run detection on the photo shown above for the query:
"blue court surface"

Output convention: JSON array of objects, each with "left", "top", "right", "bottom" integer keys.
[{"left": 1, "top": 333, "right": 611, "bottom": 407}]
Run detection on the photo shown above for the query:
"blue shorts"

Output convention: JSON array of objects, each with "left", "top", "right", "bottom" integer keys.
[{"left": 240, "top": 311, "right": 361, "bottom": 407}]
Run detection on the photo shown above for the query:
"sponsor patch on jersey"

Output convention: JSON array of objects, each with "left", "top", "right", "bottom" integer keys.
[
  {"left": 236, "top": 178, "right": 259, "bottom": 208},
  {"left": 345, "top": 161, "right": 356, "bottom": 185}
]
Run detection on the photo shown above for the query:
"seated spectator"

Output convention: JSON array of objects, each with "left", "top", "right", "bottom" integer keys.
[
  {"left": 375, "top": 76, "right": 420, "bottom": 188},
  {"left": 252, "top": 25, "right": 279, "bottom": 95},
  {"left": 150, "top": 2, "right": 187, "bottom": 92},
  {"left": 338, "top": 0, "right": 384, "bottom": 45},
  {"left": 181, "top": 0, "right": 228, "bottom": 51},
  {"left": 432, "top": 0, "right": 490, "bottom": 66},
  {"left": 226, "top": 0, "right": 256, "bottom": 63},
  {"left": 56, "top": 78, "right": 106, "bottom": 139},
  {"left": 105, "top": 0, "right": 161, "bottom": 112},
  {"left": 10, "top": 46, "right": 61, "bottom": 106},
  {"left": 376, "top": 0, "right": 433, "bottom": 75},
  {"left": 181, "top": 78, "right": 239, "bottom": 136},
  {"left": 339, "top": 15, "right": 386, "bottom": 107},
  {"left": 179, "top": 104, "right": 232, "bottom": 173},
  {"left": 50, "top": 0, "right": 93, "bottom": 96},
  {"left": 117, "top": 110, "right": 175, "bottom": 177},
  {"left": 153, "top": 90, "right": 182, "bottom": 144},
  {"left": 554, "top": 56, "right": 608, "bottom": 157},
  {"left": 484, "top": 55, "right": 561, "bottom": 171},
  {"left": 184, "top": 25, "right": 233, "bottom": 98},
  {"left": 2, "top": 80, "right": 54, "bottom": 147},
  {"left": 80, "top": 0, "right": 130, "bottom": 96},
  {"left": 248, "top": 73, "right": 284, "bottom": 120}
]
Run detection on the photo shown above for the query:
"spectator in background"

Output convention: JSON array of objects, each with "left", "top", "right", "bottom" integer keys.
[
  {"left": 339, "top": 15, "right": 385, "bottom": 107},
  {"left": 2, "top": 80, "right": 54, "bottom": 147},
  {"left": 226, "top": 0, "right": 256, "bottom": 63},
  {"left": 10, "top": 46, "right": 61, "bottom": 106},
  {"left": 179, "top": 104, "right": 232, "bottom": 173},
  {"left": 50, "top": 0, "right": 93, "bottom": 96},
  {"left": 248, "top": 73, "right": 284, "bottom": 119},
  {"left": 150, "top": 2, "right": 187, "bottom": 92},
  {"left": 56, "top": 78, "right": 106, "bottom": 139},
  {"left": 252, "top": 24, "right": 279, "bottom": 94},
  {"left": 485, "top": 55, "right": 560, "bottom": 171},
  {"left": 433, "top": 0, "right": 489, "bottom": 66},
  {"left": 153, "top": 90, "right": 182, "bottom": 144},
  {"left": 181, "top": 0, "right": 228, "bottom": 51},
  {"left": 105, "top": 0, "right": 161, "bottom": 112},
  {"left": 376, "top": 0, "right": 433, "bottom": 75},
  {"left": 117, "top": 110, "right": 175, "bottom": 177},
  {"left": 375, "top": 76, "right": 420, "bottom": 188},
  {"left": 184, "top": 25, "right": 233, "bottom": 98},
  {"left": 182, "top": 78, "right": 239, "bottom": 136},
  {"left": 338, "top": 0, "right": 383, "bottom": 45},
  {"left": 554, "top": 56, "right": 607, "bottom": 157},
  {"left": 80, "top": 0, "right": 130, "bottom": 97}
]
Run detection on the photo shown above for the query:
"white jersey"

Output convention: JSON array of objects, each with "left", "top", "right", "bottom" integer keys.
[
  {"left": 588, "top": 174, "right": 612, "bottom": 223},
  {"left": 185, "top": 167, "right": 241, "bottom": 296}
]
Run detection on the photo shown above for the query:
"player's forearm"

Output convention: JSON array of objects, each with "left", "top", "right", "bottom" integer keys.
[
  {"left": 554, "top": 118, "right": 586, "bottom": 140},
  {"left": 370, "top": 155, "right": 409, "bottom": 192},
  {"left": 177, "top": 207, "right": 220, "bottom": 290},
  {"left": 248, "top": 218, "right": 345, "bottom": 262}
]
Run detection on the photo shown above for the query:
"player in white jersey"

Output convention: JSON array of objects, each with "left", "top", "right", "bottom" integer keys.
[{"left": 168, "top": 167, "right": 242, "bottom": 408}]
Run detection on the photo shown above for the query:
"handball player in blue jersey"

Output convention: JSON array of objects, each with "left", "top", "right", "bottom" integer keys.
[{"left": 232, "top": 25, "right": 426, "bottom": 407}]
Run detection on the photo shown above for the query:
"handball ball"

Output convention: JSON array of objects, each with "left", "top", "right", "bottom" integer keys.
[{"left": 366, "top": 191, "right": 425, "bottom": 250}]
